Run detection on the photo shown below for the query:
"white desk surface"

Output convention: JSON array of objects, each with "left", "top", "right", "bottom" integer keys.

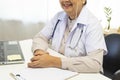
[{"left": 0, "top": 39, "right": 111, "bottom": 80}]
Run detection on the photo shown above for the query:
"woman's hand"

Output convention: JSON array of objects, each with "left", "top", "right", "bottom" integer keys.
[{"left": 28, "top": 50, "right": 62, "bottom": 68}]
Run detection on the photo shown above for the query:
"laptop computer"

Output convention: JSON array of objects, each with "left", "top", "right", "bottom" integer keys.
[{"left": 0, "top": 41, "right": 24, "bottom": 65}]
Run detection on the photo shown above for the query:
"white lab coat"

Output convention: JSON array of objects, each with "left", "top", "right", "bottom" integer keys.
[
  {"left": 40, "top": 6, "right": 107, "bottom": 57},
  {"left": 32, "top": 6, "right": 107, "bottom": 72}
]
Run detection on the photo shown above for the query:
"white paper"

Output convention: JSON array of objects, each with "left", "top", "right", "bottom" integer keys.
[
  {"left": 12, "top": 68, "right": 78, "bottom": 80},
  {"left": 66, "top": 73, "right": 111, "bottom": 80}
]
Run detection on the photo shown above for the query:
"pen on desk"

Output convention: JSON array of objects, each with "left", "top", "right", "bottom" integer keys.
[
  {"left": 10, "top": 73, "right": 18, "bottom": 80},
  {"left": 9, "top": 73, "right": 26, "bottom": 80},
  {"left": 16, "top": 74, "right": 26, "bottom": 80}
]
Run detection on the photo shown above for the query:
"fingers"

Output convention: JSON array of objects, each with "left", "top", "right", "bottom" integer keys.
[
  {"left": 28, "top": 54, "right": 61, "bottom": 68},
  {"left": 28, "top": 61, "right": 40, "bottom": 68},
  {"left": 28, "top": 52, "right": 51, "bottom": 68},
  {"left": 34, "top": 49, "right": 49, "bottom": 56},
  {"left": 28, "top": 54, "right": 50, "bottom": 68},
  {"left": 30, "top": 56, "right": 41, "bottom": 62}
]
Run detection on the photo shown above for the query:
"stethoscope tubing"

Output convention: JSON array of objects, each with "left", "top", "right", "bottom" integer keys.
[{"left": 51, "top": 20, "right": 84, "bottom": 50}]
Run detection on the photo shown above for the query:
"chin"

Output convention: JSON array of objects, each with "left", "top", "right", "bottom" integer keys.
[{"left": 64, "top": 8, "right": 72, "bottom": 13}]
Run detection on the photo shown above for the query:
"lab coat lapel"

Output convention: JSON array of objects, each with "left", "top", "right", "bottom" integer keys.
[{"left": 55, "top": 16, "right": 68, "bottom": 51}]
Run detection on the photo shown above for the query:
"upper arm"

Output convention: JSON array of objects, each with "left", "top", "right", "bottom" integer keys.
[{"left": 85, "top": 22, "right": 107, "bottom": 54}]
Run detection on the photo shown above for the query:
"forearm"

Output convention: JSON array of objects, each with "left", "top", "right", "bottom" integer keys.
[
  {"left": 61, "top": 49, "right": 104, "bottom": 73},
  {"left": 32, "top": 33, "right": 49, "bottom": 52}
]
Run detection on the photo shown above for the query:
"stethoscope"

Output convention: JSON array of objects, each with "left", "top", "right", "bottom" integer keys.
[
  {"left": 51, "top": 19, "right": 84, "bottom": 50},
  {"left": 69, "top": 24, "right": 84, "bottom": 49}
]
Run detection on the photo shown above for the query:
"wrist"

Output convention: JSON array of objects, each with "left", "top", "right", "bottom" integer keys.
[{"left": 50, "top": 56, "right": 62, "bottom": 68}]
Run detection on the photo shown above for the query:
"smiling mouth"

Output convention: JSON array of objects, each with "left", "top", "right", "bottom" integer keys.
[{"left": 62, "top": 2, "right": 73, "bottom": 9}]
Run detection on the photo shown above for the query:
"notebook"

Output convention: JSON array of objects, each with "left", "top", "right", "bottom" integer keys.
[{"left": 0, "top": 41, "right": 24, "bottom": 65}]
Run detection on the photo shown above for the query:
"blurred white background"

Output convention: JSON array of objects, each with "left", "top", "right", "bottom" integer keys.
[{"left": 0, "top": 0, "right": 120, "bottom": 28}]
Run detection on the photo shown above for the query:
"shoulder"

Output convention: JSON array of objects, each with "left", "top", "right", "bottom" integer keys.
[
  {"left": 78, "top": 6, "right": 100, "bottom": 26},
  {"left": 80, "top": 7, "right": 102, "bottom": 33},
  {"left": 84, "top": 7, "right": 101, "bottom": 27},
  {"left": 84, "top": 7, "right": 99, "bottom": 24}
]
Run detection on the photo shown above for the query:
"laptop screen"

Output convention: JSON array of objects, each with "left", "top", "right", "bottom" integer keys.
[{"left": 0, "top": 41, "right": 24, "bottom": 65}]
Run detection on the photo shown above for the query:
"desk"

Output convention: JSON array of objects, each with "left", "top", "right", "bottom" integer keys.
[{"left": 0, "top": 39, "right": 111, "bottom": 80}]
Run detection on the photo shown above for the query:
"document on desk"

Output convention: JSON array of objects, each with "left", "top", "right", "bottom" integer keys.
[
  {"left": 11, "top": 68, "right": 78, "bottom": 80},
  {"left": 65, "top": 73, "right": 111, "bottom": 80}
]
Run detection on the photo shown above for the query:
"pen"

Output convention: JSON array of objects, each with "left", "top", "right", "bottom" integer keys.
[
  {"left": 10, "top": 73, "right": 18, "bottom": 80},
  {"left": 16, "top": 74, "right": 26, "bottom": 80},
  {"left": 9, "top": 73, "right": 26, "bottom": 80}
]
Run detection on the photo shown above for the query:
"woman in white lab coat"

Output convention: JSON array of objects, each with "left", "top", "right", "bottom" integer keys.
[{"left": 28, "top": 0, "right": 107, "bottom": 73}]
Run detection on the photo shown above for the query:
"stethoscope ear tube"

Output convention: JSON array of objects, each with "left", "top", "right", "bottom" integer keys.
[
  {"left": 51, "top": 20, "right": 60, "bottom": 38},
  {"left": 69, "top": 24, "right": 84, "bottom": 49}
]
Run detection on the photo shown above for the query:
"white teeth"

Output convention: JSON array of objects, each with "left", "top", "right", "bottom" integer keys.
[
  {"left": 64, "top": 4, "right": 69, "bottom": 7},
  {"left": 64, "top": 3, "right": 72, "bottom": 7}
]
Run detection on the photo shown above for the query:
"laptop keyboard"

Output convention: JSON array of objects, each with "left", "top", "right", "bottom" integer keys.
[{"left": 0, "top": 42, "right": 5, "bottom": 61}]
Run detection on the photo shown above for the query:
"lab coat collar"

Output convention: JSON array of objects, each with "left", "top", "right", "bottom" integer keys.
[
  {"left": 57, "top": 11, "right": 68, "bottom": 21},
  {"left": 58, "top": 5, "right": 89, "bottom": 25},
  {"left": 76, "top": 5, "right": 89, "bottom": 25},
  {"left": 69, "top": 6, "right": 89, "bottom": 32},
  {"left": 56, "top": 6, "right": 90, "bottom": 35}
]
